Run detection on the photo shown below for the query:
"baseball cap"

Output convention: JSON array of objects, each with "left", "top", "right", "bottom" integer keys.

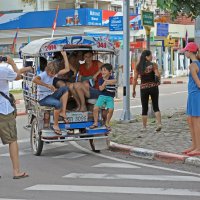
[{"left": 182, "top": 42, "right": 199, "bottom": 53}]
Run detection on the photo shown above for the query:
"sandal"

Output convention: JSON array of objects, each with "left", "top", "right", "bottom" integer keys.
[
  {"left": 59, "top": 115, "right": 69, "bottom": 124},
  {"left": 13, "top": 172, "right": 29, "bottom": 179},
  {"left": 105, "top": 125, "right": 111, "bottom": 131},
  {"left": 52, "top": 126, "right": 62, "bottom": 135},
  {"left": 89, "top": 124, "right": 98, "bottom": 129}
]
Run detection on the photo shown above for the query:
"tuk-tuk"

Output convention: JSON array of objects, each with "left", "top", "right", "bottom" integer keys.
[{"left": 21, "top": 36, "right": 118, "bottom": 156}]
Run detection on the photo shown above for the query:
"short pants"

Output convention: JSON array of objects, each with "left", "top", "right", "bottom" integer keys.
[
  {"left": 95, "top": 95, "right": 114, "bottom": 109},
  {"left": 0, "top": 112, "right": 17, "bottom": 144}
]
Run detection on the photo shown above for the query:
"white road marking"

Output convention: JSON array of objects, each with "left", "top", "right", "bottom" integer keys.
[
  {"left": 0, "top": 142, "right": 68, "bottom": 157},
  {"left": 63, "top": 173, "right": 200, "bottom": 181},
  {"left": 53, "top": 152, "right": 86, "bottom": 159},
  {"left": 1, "top": 151, "right": 28, "bottom": 157},
  {"left": 160, "top": 91, "right": 187, "bottom": 96},
  {"left": 92, "top": 163, "right": 140, "bottom": 169},
  {"left": 0, "top": 199, "right": 26, "bottom": 200},
  {"left": 25, "top": 185, "right": 200, "bottom": 196},
  {"left": 115, "top": 105, "right": 141, "bottom": 111},
  {"left": 70, "top": 141, "right": 200, "bottom": 177},
  {"left": 0, "top": 138, "right": 29, "bottom": 148}
]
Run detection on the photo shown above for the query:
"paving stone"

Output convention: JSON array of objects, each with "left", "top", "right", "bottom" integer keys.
[{"left": 110, "top": 108, "right": 192, "bottom": 154}]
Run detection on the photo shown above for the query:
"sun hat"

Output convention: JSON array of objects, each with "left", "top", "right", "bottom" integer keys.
[{"left": 182, "top": 42, "right": 199, "bottom": 53}]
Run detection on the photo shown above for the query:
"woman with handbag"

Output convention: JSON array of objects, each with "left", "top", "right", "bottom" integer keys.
[{"left": 132, "top": 50, "right": 162, "bottom": 132}]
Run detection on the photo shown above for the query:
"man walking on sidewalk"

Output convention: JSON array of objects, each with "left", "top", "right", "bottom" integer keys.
[{"left": 0, "top": 55, "right": 29, "bottom": 179}]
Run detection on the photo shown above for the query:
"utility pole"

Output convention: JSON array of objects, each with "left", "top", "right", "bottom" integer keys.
[
  {"left": 75, "top": 0, "right": 80, "bottom": 9},
  {"left": 120, "top": 0, "right": 131, "bottom": 121},
  {"left": 36, "top": 0, "right": 42, "bottom": 11},
  {"left": 195, "top": 16, "right": 200, "bottom": 45}
]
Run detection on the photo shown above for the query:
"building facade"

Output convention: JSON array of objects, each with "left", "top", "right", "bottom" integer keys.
[{"left": 0, "top": 0, "right": 195, "bottom": 77}]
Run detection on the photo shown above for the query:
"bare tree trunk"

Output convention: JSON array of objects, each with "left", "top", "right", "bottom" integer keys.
[{"left": 195, "top": 16, "right": 200, "bottom": 45}]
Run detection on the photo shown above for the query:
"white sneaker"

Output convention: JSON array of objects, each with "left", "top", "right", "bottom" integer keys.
[{"left": 156, "top": 124, "right": 162, "bottom": 132}]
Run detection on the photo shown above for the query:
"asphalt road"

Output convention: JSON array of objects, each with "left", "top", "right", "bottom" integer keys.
[
  {"left": 1, "top": 83, "right": 199, "bottom": 200},
  {"left": 1, "top": 115, "right": 200, "bottom": 200},
  {"left": 113, "top": 83, "right": 187, "bottom": 119}
]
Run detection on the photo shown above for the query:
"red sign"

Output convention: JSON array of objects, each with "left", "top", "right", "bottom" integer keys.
[{"left": 130, "top": 41, "right": 146, "bottom": 50}]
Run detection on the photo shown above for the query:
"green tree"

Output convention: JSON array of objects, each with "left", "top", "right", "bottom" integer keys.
[{"left": 157, "top": 0, "right": 200, "bottom": 19}]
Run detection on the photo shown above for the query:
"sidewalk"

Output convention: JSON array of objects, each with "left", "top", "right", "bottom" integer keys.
[
  {"left": 109, "top": 108, "right": 200, "bottom": 167},
  {"left": 14, "top": 76, "right": 200, "bottom": 167}
]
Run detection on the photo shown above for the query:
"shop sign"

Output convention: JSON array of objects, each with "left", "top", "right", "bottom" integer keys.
[
  {"left": 86, "top": 9, "right": 102, "bottom": 26},
  {"left": 151, "top": 41, "right": 162, "bottom": 46},
  {"left": 130, "top": 41, "right": 146, "bottom": 50},
  {"left": 157, "top": 23, "right": 169, "bottom": 36},
  {"left": 109, "top": 16, "right": 123, "bottom": 31},
  {"left": 142, "top": 10, "right": 154, "bottom": 27},
  {"left": 164, "top": 38, "right": 176, "bottom": 47}
]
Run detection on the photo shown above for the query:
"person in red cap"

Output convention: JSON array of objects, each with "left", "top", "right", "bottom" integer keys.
[{"left": 182, "top": 42, "right": 200, "bottom": 156}]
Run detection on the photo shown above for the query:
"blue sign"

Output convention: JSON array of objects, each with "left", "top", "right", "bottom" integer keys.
[
  {"left": 109, "top": 16, "right": 123, "bottom": 31},
  {"left": 86, "top": 9, "right": 102, "bottom": 26},
  {"left": 157, "top": 23, "right": 169, "bottom": 37}
]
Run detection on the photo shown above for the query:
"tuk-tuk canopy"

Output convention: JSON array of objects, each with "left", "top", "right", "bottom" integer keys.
[{"left": 21, "top": 36, "right": 117, "bottom": 56}]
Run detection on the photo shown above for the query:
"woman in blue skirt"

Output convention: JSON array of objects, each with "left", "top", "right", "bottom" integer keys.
[{"left": 182, "top": 42, "right": 200, "bottom": 156}]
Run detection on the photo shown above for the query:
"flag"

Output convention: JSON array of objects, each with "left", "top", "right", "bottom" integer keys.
[
  {"left": 51, "top": 5, "right": 59, "bottom": 38},
  {"left": 11, "top": 28, "right": 19, "bottom": 54},
  {"left": 185, "top": 29, "right": 188, "bottom": 45}
]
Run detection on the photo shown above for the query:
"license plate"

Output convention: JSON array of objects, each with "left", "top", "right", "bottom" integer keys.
[{"left": 66, "top": 112, "right": 88, "bottom": 123}]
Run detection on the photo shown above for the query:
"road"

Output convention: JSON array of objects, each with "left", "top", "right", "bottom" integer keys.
[
  {"left": 113, "top": 83, "right": 187, "bottom": 119},
  {"left": 1, "top": 83, "right": 198, "bottom": 200},
  {"left": 0, "top": 124, "right": 200, "bottom": 200}
]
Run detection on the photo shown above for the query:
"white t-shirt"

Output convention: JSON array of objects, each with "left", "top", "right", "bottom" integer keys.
[
  {"left": 37, "top": 71, "right": 54, "bottom": 101},
  {"left": 0, "top": 64, "right": 17, "bottom": 115}
]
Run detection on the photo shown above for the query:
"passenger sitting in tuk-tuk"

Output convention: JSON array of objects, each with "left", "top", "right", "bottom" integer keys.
[
  {"left": 33, "top": 50, "right": 70, "bottom": 135},
  {"left": 52, "top": 52, "right": 81, "bottom": 111},
  {"left": 78, "top": 50, "right": 103, "bottom": 89},
  {"left": 73, "top": 50, "right": 103, "bottom": 111}
]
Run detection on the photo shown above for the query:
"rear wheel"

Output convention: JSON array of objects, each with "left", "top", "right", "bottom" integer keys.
[
  {"left": 89, "top": 139, "right": 101, "bottom": 153},
  {"left": 30, "top": 118, "right": 43, "bottom": 156}
]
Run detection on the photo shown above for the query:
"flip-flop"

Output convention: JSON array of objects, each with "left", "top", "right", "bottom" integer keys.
[
  {"left": 59, "top": 115, "right": 69, "bottom": 124},
  {"left": 13, "top": 172, "right": 29, "bottom": 179},
  {"left": 187, "top": 152, "right": 200, "bottom": 157},
  {"left": 182, "top": 149, "right": 193, "bottom": 155},
  {"left": 89, "top": 124, "right": 98, "bottom": 129},
  {"left": 52, "top": 126, "right": 62, "bottom": 135},
  {"left": 105, "top": 125, "right": 111, "bottom": 131}
]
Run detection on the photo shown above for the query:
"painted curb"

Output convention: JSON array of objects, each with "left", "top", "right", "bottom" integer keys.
[
  {"left": 154, "top": 152, "right": 187, "bottom": 164},
  {"left": 109, "top": 141, "right": 200, "bottom": 167},
  {"left": 162, "top": 81, "right": 172, "bottom": 84},
  {"left": 131, "top": 147, "right": 159, "bottom": 160},
  {"left": 185, "top": 157, "right": 200, "bottom": 167}
]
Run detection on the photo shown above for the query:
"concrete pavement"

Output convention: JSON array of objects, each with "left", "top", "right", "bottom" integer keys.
[{"left": 14, "top": 76, "right": 200, "bottom": 167}]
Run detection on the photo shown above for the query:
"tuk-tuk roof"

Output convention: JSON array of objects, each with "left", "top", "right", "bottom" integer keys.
[{"left": 21, "top": 36, "right": 117, "bottom": 56}]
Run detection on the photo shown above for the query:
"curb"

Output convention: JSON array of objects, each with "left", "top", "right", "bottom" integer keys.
[
  {"left": 109, "top": 141, "right": 200, "bottom": 167},
  {"left": 162, "top": 81, "right": 185, "bottom": 84}
]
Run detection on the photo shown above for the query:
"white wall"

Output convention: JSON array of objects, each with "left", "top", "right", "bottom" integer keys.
[{"left": 0, "top": 0, "right": 35, "bottom": 12}]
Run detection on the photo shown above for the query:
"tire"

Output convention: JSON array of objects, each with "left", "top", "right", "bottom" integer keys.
[
  {"left": 89, "top": 139, "right": 101, "bottom": 153},
  {"left": 30, "top": 118, "right": 43, "bottom": 156}
]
